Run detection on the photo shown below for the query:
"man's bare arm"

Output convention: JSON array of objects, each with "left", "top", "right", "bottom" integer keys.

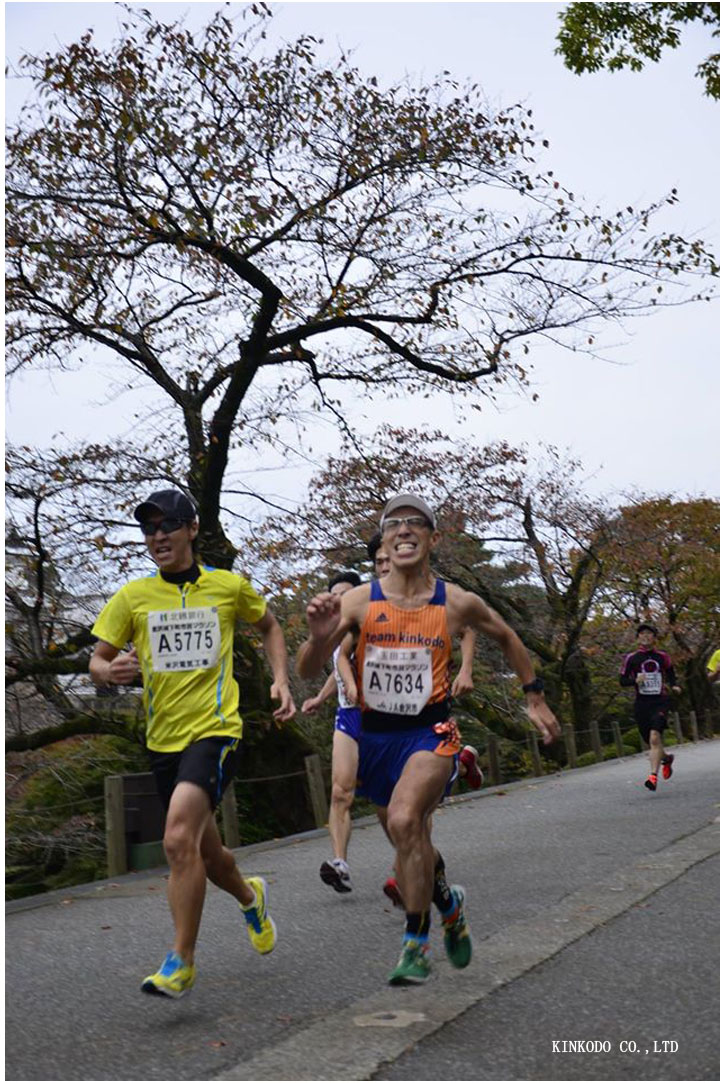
[
  {"left": 296, "top": 590, "right": 360, "bottom": 678},
  {"left": 451, "top": 626, "right": 475, "bottom": 697},
  {"left": 89, "top": 641, "right": 140, "bottom": 686},
  {"left": 301, "top": 671, "right": 338, "bottom": 714},
  {"left": 253, "top": 609, "right": 296, "bottom": 722},
  {"left": 459, "top": 591, "right": 561, "bottom": 745},
  {"left": 334, "top": 631, "right": 359, "bottom": 705}
]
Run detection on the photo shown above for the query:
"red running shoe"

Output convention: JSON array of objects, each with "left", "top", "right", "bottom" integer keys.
[
  {"left": 661, "top": 753, "right": 674, "bottom": 781},
  {"left": 459, "top": 746, "right": 483, "bottom": 790},
  {"left": 383, "top": 877, "right": 405, "bottom": 909},
  {"left": 644, "top": 774, "right": 658, "bottom": 791}
]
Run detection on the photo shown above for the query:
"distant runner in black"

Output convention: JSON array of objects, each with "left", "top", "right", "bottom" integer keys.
[{"left": 619, "top": 623, "right": 681, "bottom": 792}]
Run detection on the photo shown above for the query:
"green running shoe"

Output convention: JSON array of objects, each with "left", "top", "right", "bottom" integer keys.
[
  {"left": 388, "top": 939, "right": 431, "bottom": 985},
  {"left": 442, "top": 885, "right": 472, "bottom": 969},
  {"left": 141, "top": 950, "right": 196, "bottom": 998},
  {"left": 241, "top": 875, "right": 277, "bottom": 954}
]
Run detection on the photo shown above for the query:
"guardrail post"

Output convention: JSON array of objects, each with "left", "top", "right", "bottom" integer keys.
[
  {"left": 590, "top": 719, "right": 603, "bottom": 762},
  {"left": 612, "top": 720, "right": 624, "bottom": 758},
  {"left": 527, "top": 730, "right": 542, "bottom": 776},
  {"left": 671, "top": 711, "right": 683, "bottom": 744},
  {"left": 304, "top": 754, "right": 328, "bottom": 828},
  {"left": 689, "top": 710, "right": 699, "bottom": 742},
  {"left": 564, "top": 723, "right": 577, "bottom": 769},
  {"left": 486, "top": 735, "right": 501, "bottom": 785},
  {"left": 220, "top": 785, "right": 241, "bottom": 849},
  {"left": 105, "top": 775, "right": 127, "bottom": 877}
]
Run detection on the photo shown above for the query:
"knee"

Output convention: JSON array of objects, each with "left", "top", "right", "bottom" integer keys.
[
  {"left": 163, "top": 820, "right": 198, "bottom": 866},
  {"left": 650, "top": 730, "right": 663, "bottom": 747},
  {"left": 331, "top": 779, "right": 354, "bottom": 808},
  {"left": 386, "top": 804, "right": 419, "bottom": 849}
]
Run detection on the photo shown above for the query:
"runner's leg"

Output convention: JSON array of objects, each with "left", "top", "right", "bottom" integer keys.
[
  {"left": 163, "top": 781, "right": 216, "bottom": 964},
  {"left": 329, "top": 729, "right": 359, "bottom": 862},
  {"left": 649, "top": 727, "right": 664, "bottom": 776},
  {"left": 200, "top": 816, "right": 254, "bottom": 906},
  {"left": 386, "top": 751, "right": 453, "bottom": 913}
]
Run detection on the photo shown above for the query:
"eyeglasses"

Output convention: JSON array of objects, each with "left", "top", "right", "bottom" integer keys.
[
  {"left": 139, "top": 517, "right": 188, "bottom": 536},
  {"left": 381, "top": 515, "right": 431, "bottom": 533}
]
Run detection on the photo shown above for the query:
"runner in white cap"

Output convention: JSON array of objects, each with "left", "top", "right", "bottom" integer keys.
[{"left": 298, "top": 494, "right": 559, "bottom": 984}]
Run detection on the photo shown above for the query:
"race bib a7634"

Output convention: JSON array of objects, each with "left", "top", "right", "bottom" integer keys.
[{"left": 362, "top": 645, "right": 433, "bottom": 715}]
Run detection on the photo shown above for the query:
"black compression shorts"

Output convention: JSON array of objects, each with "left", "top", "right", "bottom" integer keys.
[
  {"left": 634, "top": 699, "right": 670, "bottom": 744},
  {"left": 148, "top": 736, "right": 240, "bottom": 811}
]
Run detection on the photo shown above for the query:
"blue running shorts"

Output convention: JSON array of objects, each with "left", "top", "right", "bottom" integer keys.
[
  {"left": 356, "top": 720, "right": 460, "bottom": 808},
  {"left": 334, "top": 706, "right": 363, "bottom": 741}
]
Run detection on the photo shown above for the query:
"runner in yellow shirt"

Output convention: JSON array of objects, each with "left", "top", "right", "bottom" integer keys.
[
  {"left": 706, "top": 648, "right": 720, "bottom": 683},
  {"left": 90, "top": 489, "right": 295, "bottom": 998}
]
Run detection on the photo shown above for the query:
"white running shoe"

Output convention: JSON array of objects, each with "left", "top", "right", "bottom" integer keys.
[{"left": 319, "top": 858, "right": 352, "bottom": 893}]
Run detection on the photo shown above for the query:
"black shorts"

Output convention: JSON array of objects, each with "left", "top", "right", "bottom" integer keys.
[
  {"left": 148, "top": 736, "right": 241, "bottom": 812},
  {"left": 634, "top": 699, "right": 670, "bottom": 744}
]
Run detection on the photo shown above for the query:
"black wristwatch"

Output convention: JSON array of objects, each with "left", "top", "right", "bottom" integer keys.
[{"left": 522, "top": 677, "right": 545, "bottom": 694}]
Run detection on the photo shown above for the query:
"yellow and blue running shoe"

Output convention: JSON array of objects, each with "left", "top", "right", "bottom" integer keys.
[
  {"left": 141, "top": 950, "right": 196, "bottom": 998},
  {"left": 240, "top": 876, "right": 277, "bottom": 954}
]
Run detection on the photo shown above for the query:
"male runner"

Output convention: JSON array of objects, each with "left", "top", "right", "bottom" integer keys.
[
  {"left": 302, "top": 571, "right": 362, "bottom": 893},
  {"left": 619, "top": 623, "right": 681, "bottom": 792},
  {"left": 297, "top": 494, "right": 559, "bottom": 984},
  {"left": 89, "top": 489, "right": 295, "bottom": 998},
  {"left": 366, "top": 531, "right": 483, "bottom": 911},
  {"left": 367, "top": 531, "right": 482, "bottom": 789}
]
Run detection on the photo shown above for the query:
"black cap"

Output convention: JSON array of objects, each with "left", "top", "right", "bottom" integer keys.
[{"left": 133, "top": 489, "right": 197, "bottom": 523}]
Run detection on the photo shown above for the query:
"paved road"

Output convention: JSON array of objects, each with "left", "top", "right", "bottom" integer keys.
[{"left": 5, "top": 740, "right": 719, "bottom": 1082}]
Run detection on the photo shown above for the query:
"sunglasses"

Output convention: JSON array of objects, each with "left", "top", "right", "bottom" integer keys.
[{"left": 139, "top": 517, "right": 189, "bottom": 536}]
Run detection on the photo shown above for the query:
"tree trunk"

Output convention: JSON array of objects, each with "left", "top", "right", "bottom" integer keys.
[{"left": 563, "top": 648, "right": 594, "bottom": 747}]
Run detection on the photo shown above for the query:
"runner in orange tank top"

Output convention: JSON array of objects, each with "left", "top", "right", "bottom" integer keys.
[{"left": 297, "top": 493, "right": 560, "bottom": 986}]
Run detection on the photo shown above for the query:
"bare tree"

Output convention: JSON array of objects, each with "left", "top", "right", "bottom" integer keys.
[{"left": 7, "top": 6, "right": 717, "bottom": 565}]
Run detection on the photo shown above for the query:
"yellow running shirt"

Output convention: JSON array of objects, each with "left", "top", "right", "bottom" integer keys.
[{"left": 92, "top": 566, "right": 266, "bottom": 752}]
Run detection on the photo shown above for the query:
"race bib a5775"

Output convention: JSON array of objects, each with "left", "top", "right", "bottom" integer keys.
[{"left": 147, "top": 607, "right": 221, "bottom": 673}]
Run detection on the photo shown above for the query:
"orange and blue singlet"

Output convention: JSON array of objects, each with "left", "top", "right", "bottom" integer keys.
[{"left": 354, "top": 579, "right": 461, "bottom": 807}]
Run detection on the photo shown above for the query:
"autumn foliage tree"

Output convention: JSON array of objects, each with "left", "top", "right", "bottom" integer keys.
[
  {"left": 6, "top": 4, "right": 717, "bottom": 571},
  {"left": 596, "top": 496, "right": 719, "bottom": 716},
  {"left": 245, "top": 428, "right": 622, "bottom": 738}
]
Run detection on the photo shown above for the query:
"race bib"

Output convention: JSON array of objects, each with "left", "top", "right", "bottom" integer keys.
[
  {"left": 147, "top": 607, "right": 221, "bottom": 673},
  {"left": 640, "top": 669, "right": 663, "bottom": 695},
  {"left": 362, "top": 645, "right": 433, "bottom": 716}
]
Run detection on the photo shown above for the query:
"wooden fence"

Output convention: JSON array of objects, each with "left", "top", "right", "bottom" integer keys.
[
  {"left": 106, "top": 707, "right": 719, "bottom": 875},
  {"left": 104, "top": 754, "right": 329, "bottom": 878}
]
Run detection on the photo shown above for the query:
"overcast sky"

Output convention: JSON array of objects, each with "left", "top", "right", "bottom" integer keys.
[{"left": 5, "top": 1, "right": 720, "bottom": 513}]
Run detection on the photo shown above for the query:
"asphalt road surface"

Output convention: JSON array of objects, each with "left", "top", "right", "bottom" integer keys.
[{"left": 5, "top": 740, "right": 719, "bottom": 1082}]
